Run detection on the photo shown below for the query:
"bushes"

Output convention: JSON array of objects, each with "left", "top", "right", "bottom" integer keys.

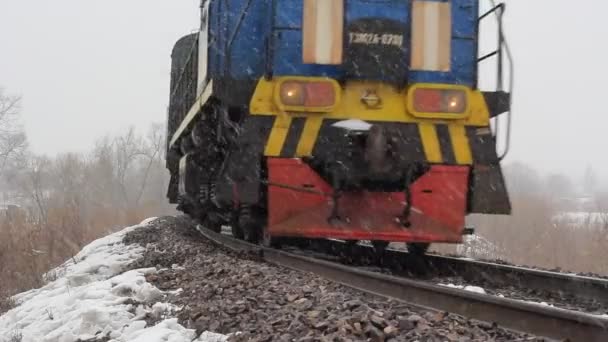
[
  {"left": 0, "top": 125, "right": 175, "bottom": 299},
  {"left": 0, "top": 203, "right": 170, "bottom": 299},
  {"left": 0, "top": 292, "right": 16, "bottom": 315},
  {"left": 432, "top": 194, "right": 608, "bottom": 275}
]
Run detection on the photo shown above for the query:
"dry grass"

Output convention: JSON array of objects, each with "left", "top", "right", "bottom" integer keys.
[
  {"left": 0, "top": 292, "right": 16, "bottom": 315},
  {"left": 8, "top": 330, "right": 23, "bottom": 342},
  {"left": 434, "top": 194, "right": 608, "bottom": 275},
  {"left": 2, "top": 186, "right": 606, "bottom": 309},
  {"left": 0, "top": 202, "right": 172, "bottom": 301}
]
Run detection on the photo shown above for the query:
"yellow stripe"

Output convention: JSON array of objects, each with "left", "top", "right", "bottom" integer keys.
[
  {"left": 264, "top": 115, "right": 292, "bottom": 156},
  {"left": 296, "top": 117, "right": 323, "bottom": 156},
  {"left": 418, "top": 123, "right": 442, "bottom": 163},
  {"left": 449, "top": 125, "right": 473, "bottom": 165},
  {"left": 249, "top": 78, "right": 491, "bottom": 127}
]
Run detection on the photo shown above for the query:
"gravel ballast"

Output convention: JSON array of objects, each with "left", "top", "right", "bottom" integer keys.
[{"left": 125, "top": 216, "right": 545, "bottom": 341}]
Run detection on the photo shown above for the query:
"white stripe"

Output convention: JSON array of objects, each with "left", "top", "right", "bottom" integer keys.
[
  {"left": 314, "top": 0, "right": 333, "bottom": 64},
  {"left": 423, "top": 2, "right": 440, "bottom": 70}
]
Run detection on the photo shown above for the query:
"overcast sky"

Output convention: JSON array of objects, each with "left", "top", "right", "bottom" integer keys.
[{"left": 0, "top": 0, "right": 606, "bottom": 181}]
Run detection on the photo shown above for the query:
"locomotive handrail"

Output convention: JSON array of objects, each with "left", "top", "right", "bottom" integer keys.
[
  {"left": 497, "top": 3, "right": 514, "bottom": 161},
  {"left": 225, "top": 0, "right": 255, "bottom": 75},
  {"left": 265, "top": 0, "right": 278, "bottom": 78},
  {"left": 478, "top": 1, "right": 514, "bottom": 161}
]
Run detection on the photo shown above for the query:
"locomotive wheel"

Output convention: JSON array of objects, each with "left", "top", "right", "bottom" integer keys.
[
  {"left": 230, "top": 209, "right": 244, "bottom": 239},
  {"left": 203, "top": 211, "right": 222, "bottom": 233},
  {"left": 239, "top": 206, "right": 260, "bottom": 243},
  {"left": 371, "top": 241, "right": 390, "bottom": 265},
  {"left": 262, "top": 226, "right": 282, "bottom": 248},
  {"left": 407, "top": 243, "right": 430, "bottom": 255},
  {"left": 231, "top": 225, "right": 244, "bottom": 239},
  {"left": 241, "top": 220, "right": 259, "bottom": 243},
  {"left": 372, "top": 240, "right": 390, "bottom": 254}
]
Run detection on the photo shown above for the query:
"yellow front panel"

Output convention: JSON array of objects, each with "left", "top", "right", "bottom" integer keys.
[
  {"left": 448, "top": 125, "right": 473, "bottom": 164},
  {"left": 250, "top": 78, "right": 489, "bottom": 126},
  {"left": 264, "top": 115, "right": 293, "bottom": 156},
  {"left": 418, "top": 122, "right": 443, "bottom": 163},
  {"left": 296, "top": 116, "right": 324, "bottom": 156},
  {"left": 250, "top": 78, "right": 492, "bottom": 164}
]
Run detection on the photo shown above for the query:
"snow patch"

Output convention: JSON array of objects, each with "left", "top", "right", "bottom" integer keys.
[
  {"left": 0, "top": 218, "right": 227, "bottom": 342},
  {"left": 438, "top": 283, "right": 486, "bottom": 294},
  {"left": 463, "top": 286, "right": 486, "bottom": 294},
  {"left": 332, "top": 119, "right": 372, "bottom": 131},
  {"left": 140, "top": 217, "right": 160, "bottom": 226},
  {"left": 552, "top": 212, "right": 608, "bottom": 226},
  {"left": 122, "top": 318, "right": 227, "bottom": 342},
  {"left": 171, "top": 264, "right": 186, "bottom": 271},
  {"left": 525, "top": 300, "right": 555, "bottom": 308}
]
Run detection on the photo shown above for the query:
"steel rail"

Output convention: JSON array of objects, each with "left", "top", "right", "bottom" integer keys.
[
  {"left": 197, "top": 227, "right": 608, "bottom": 341},
  {"left": 421, "top": 252, "right": 608, "bottom": 307},
  {"left": 330, "top": 240, "right": 608, "bottom": 307},
  {"left": 303, "top": 239, "right": 608, "bottom": 308}
]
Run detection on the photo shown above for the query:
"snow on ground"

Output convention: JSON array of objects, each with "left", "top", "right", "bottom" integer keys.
[
  {"left": 331, "top": 119, "right": 372, "bottom": 131},
  {"left": 0, "top": 218, "right": 228, "bottom": 342},
  {"left": 456, "top": 233, "right": 506, "bottom": 260},
  {"left": 438, "top": 283, "right": 486, "bottom": 294},
  {"left": 552, "top": 212, "right": 608, "bottom": 226},
  {"left": 524, "top": 301, "right": 554, "bottom": 308}
]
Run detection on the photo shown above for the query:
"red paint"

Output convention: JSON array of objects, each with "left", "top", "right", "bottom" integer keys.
[{"left": 267, "top": 158, "right": 470, "bottom": 243}]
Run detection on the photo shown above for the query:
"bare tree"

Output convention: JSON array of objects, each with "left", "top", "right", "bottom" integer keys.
[
  {"left": 1, "top": 121, "right": 176, "bottom": 297},
  {"left": 133, "top": 123, "right": 165, "bottom": 206},
  {"left": 0, "top": 88, "right": 27, "bottom": 172},
  {"left": 87, "top": 136, "right": 120, "bottom": 206},
  {"left": 17, "top": 155, "right": 51, "bottom": 225},
  {"left": 503, "top": 162, "right": 542, "bottom": 195},
  {"left": 583, "top": 165, "right": 597, "bottom": 196},
  {"left": 113, "top": 127, "right": 144, "bottom": 207},
  {"left": 595, "top": 191, "right": 608, "bottom": 228}
]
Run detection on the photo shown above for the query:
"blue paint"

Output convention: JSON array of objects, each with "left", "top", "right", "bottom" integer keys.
[{"left": 204, "top": 0, "right": 480, "bottom": 87}]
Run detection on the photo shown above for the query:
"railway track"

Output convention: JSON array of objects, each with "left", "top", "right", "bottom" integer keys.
[
  {"left": 422, "top": 252, "right": 608, "bottom": 310},
  {"left": 197, "top": 226, "right": 608, "bottom": 341},
  {"left": 284, "top": 240, "right": 608, "bottom": 314}
]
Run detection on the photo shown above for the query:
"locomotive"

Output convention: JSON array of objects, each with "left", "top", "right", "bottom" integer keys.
[{"left": 166, "top": 0, "right": 513, "bottom": 253}]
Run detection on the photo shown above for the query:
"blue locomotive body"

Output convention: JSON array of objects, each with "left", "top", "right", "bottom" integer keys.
[
  {"left": 166, "top": 0, "right": 513, "bottom": 247},
  {"left": 203, "top": 0, "right": 479, "bottom": 92}
]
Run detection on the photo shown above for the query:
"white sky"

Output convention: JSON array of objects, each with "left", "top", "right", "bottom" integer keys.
[{"left": 0, "top": 0, "right": 606, "bottom": 180}]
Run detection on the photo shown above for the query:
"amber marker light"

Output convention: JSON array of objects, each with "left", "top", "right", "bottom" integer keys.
[
  {"left": 413, "top": 88, "right": 443, "bottom": 113},
  {"left": 276, "top": 78, "right": 340, "bottom": 112},
  {"left": 280, "top": 81, "right": 306, "bottom": 106},
  {"left": 408, "top": 84, "right": 470, "bottom": 119},
  {"left": 443, "top": 90, "right": 467, "bottom": 113}
]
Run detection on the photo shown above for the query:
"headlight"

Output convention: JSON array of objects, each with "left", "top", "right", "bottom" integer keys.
[
  {"left": 407, "top": 85, "right": 470, "bottom": 118},
  {"left": 276, "top": 78, "right": 339, "bottom": 112},
  {"left": 280, "top": 81, "right": 306, "bottom": 106}
]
